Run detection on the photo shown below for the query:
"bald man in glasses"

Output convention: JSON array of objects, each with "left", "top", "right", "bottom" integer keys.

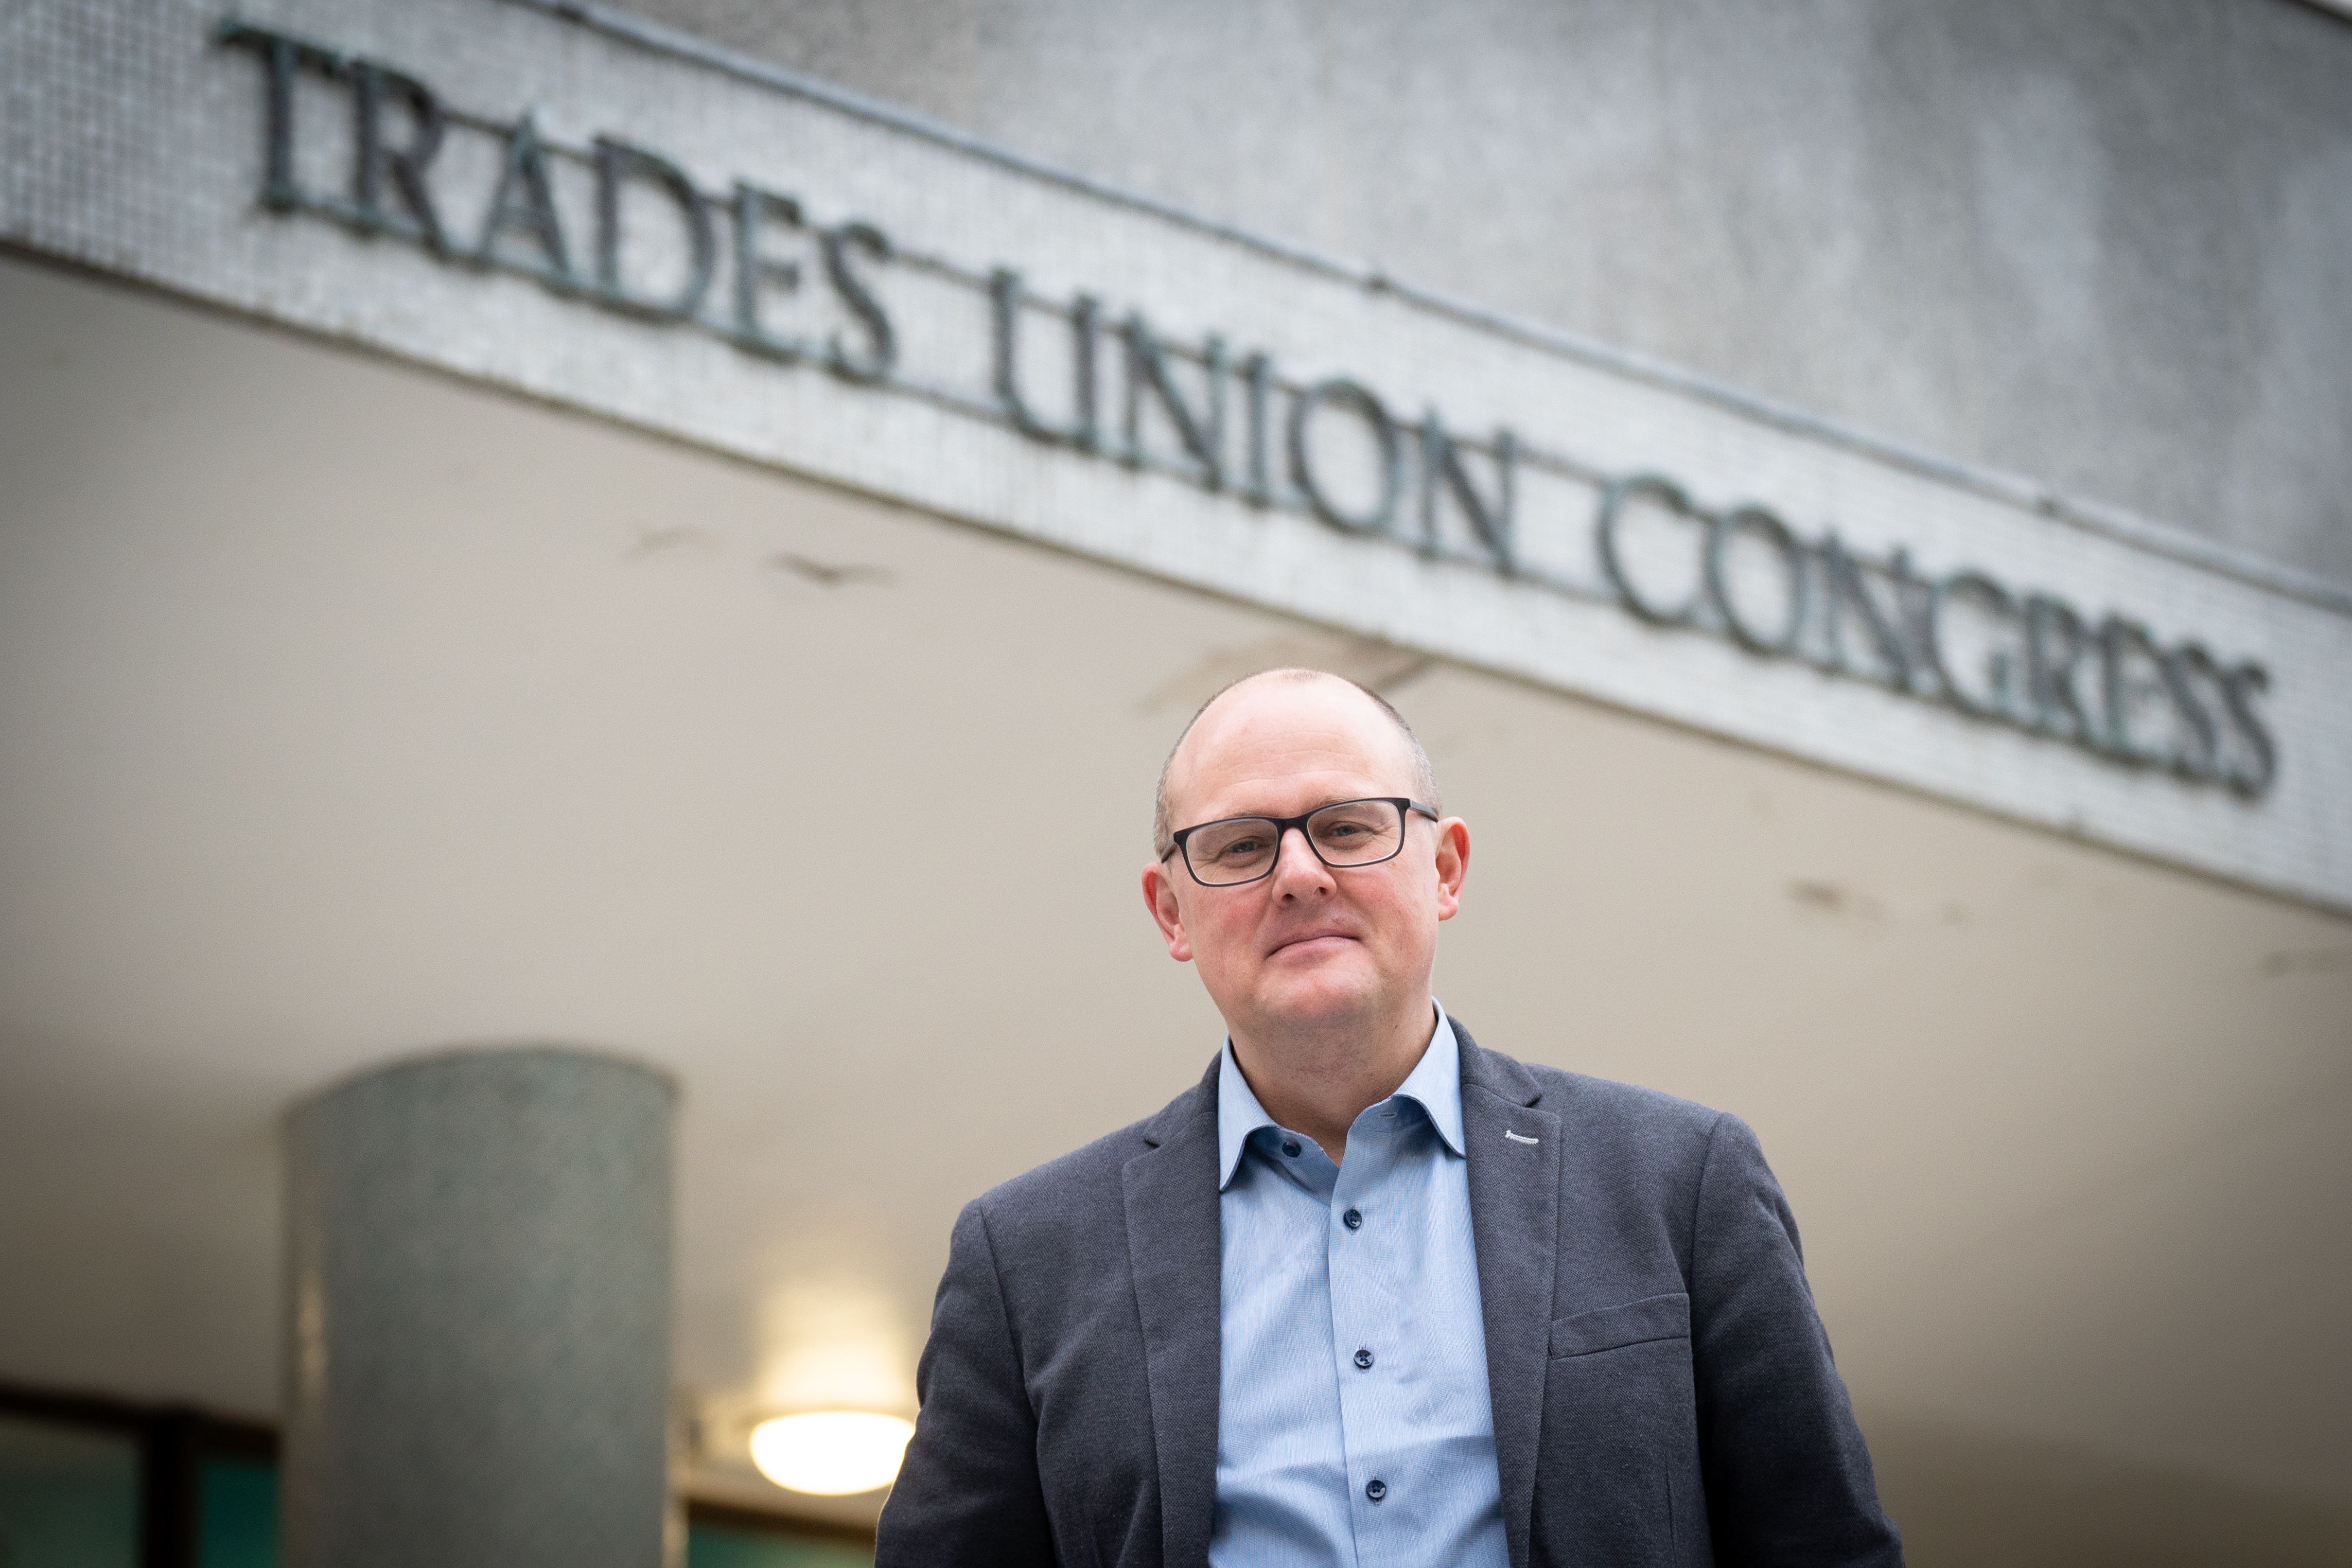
[{"left": 879, "top": 668, "right": 1902, "bottom": 1568}]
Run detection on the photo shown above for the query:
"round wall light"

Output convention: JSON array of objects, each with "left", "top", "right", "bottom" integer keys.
[{"left": 748, "top": 1411, "right": 917, "bottom": 1495}]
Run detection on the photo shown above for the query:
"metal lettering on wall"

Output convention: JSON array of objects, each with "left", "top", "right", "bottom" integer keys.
[{"left": 215, "top": 20, "right": 2280, "bottom": 797}]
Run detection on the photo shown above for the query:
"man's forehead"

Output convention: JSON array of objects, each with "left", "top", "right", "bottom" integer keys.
[{"left": 1170, "top": 676, "right": 1414, "bottom": 798}]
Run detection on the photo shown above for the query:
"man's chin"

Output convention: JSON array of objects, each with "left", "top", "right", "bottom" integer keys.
[{"left": 1249, "top": 963, "right": 1382, "bottom": 1030}]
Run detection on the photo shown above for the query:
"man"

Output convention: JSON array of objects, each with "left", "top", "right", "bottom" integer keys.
[{"left": 877, "top": 668, "right": 1902, "bottom": 1566}]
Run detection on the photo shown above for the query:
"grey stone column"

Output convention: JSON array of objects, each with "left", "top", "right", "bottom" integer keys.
[{"left": 283, "top": 1046, "right": 675, "bottom": 1568}]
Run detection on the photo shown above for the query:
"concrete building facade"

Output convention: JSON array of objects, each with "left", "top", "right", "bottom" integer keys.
[{"left": 631, "top": 0, "right": 2352, "bottom": 588}]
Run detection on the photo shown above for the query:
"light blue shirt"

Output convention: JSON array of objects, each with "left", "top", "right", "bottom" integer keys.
[{"left": 1210, "top": 1005, "right": 1509, "bottom": 1568}]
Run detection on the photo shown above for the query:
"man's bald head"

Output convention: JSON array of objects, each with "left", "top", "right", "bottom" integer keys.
[{"left": 1152, "top": 668, "right": 1439, "bottom": 856}]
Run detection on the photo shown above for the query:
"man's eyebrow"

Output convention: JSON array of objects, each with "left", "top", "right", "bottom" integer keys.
[{"left": 1190, "top": 794, "right": 1403, "bottom": 821}]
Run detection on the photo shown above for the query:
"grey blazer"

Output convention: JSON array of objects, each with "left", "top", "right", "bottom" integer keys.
[{"left": 876, "top": 1022, "right": 1903, "bottom": 1567}]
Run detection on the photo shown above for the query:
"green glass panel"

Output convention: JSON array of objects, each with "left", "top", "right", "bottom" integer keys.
[
  {"left": 686, "top": 1520, "right": 874, "bottom": 1568},
  {"left": 196, "top": 1454, "right": 279, "bottom": 1568},
  {"left": 0, "top": 1413, "right": 140, "bottom": 1568}
]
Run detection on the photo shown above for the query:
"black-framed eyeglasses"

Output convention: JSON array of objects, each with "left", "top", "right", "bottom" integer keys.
[{"left": 1161, "top": 798, "right": 1441, "bottom": 887}]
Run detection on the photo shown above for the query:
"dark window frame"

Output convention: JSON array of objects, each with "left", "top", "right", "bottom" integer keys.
[
  {"left": 1, "top": 1379, "right": 875, "bottom": 1563},
  {"left": 685, "top": 1495, "right": 879, "bottom": 1550},
  {"left": 1, "top": 1379, "right": 275, "bottom": 1568}
]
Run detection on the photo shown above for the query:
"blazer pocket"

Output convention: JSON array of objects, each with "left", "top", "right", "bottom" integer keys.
[{"left": 1548, "top": 1291, "right": 1690, "bottom": 1359}]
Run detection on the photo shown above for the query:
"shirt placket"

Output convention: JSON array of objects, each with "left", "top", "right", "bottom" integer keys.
[{"left": 1327, "top": 1109, "right": 1403, "bottom": 1565}]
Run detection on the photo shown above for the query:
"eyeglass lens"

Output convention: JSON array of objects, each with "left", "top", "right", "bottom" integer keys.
[{"left": 1184, "top": 800, "right": 1406, "bottom": 886}]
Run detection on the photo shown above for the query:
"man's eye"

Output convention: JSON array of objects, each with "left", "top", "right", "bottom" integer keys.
[{"left": 1216, "top": 837, "right": 1266, "bottom": 859}]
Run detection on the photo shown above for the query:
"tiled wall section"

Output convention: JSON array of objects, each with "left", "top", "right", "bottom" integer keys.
[{"left": 4, "top": 0, "right": 2347, "bottom": 911}]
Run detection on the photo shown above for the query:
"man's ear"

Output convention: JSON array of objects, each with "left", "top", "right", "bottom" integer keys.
[
  {"left": 1140, "top": 861, "right": 1193, "bottom": 961},
  {"left": 1433, "top": 817, "right": 1470, "bottom": 921}
]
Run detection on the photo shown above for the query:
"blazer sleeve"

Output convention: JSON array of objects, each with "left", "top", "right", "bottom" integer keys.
[
  {"left": 1688, "top": 1113, "right": 1905, "bottom": 1566},
  {"left": 874, "top": 1200, "right": 1058, "bottom": 1568}
]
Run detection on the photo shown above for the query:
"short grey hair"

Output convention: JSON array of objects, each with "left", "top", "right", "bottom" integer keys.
[{"left": 1152, "top": 667, "right": 1441, "bottom": 857}]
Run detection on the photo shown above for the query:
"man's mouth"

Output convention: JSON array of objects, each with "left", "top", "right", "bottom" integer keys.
[{"left": 1267, "top": 931, "right": 1357, "bottom": 959}]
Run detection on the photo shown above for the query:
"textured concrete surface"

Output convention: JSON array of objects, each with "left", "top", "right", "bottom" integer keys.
[
  {"left": 617, "top": 0, "right": 2352, "bottom": 590},
  {"left": 7, "top": 0, "right": 2345, "bottom": 910},
  {"left": 282, "top": 1048, "right": 674, "bottom": 1568}
]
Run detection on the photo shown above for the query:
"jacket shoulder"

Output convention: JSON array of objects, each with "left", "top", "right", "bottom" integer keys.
[
  {"left": 961, "top": 1070, "right": 1210, "bottom": 1246},
  {"left": 1531, "top": 1061, "right": 1730, "bottom": 1141},
  {"left": 1461, "top": 1019, "right": 1729, "bottom": 1148},
  {"left": 1480, "top": 1044, "right": 1757, "bottom": 1272},
  {"left": 1460, "top": 1023, "right": 1735, "bottom": 1185},
  {"left": 1538, "top": 1065, "right": 1730, "bottom": 1190},
  {"left": 970, "top": 1111, "right": 1155, "bottom": 1222}
]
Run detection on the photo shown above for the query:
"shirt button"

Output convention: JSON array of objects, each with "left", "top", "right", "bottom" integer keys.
[
  {"left": 1280, "top": 1139, "right": 1302, "bottom": 1158},
  {"left": 1353, "top": 1347, "right": 1374, "bottom": 1370},
  {"left": 1365, "top": 1478, "right": 1388, "bottom": 1503},
  {"left": 1342, "top": 1207, "right": 1363, "bottom": 1230}
]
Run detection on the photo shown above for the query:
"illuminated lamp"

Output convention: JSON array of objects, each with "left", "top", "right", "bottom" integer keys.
[{"left": 748, "top": 1411, "right": 917, "bottom": 1495}]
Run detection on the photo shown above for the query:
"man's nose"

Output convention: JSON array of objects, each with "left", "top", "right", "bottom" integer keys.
[{"left": 1269, "top": 826, "right": 1331, "bottom": 894}]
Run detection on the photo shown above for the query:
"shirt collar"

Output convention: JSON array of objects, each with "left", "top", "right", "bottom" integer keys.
[{"left": 1217, "top": 1002, "right": 1465, "bottom": 1190}]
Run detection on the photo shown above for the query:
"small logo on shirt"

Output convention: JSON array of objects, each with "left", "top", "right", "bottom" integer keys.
[{"left": 1503, "top": 1129, "right": 1539, "bottom": 1145}]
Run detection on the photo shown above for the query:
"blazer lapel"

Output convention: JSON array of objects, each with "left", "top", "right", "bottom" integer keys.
[
  {"left": 1122, "top": 1060, "right": 1224, "bottom": 1568},
  {"left": 1455, "top": 1023, "right": 1562, "bottom": 1568}
]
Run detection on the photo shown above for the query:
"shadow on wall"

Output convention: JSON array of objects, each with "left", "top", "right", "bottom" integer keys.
[{"left": 1869, "top": 1416, "right": 2352, "bottom": 1566}]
